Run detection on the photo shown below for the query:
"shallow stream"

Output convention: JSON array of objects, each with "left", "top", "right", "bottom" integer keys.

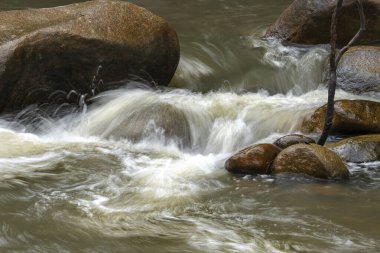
[{"left": 0, "top": 1, "right": 379, "bottom": 252}]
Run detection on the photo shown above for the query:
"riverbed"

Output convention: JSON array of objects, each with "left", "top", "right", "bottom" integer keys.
[{"left": 0, "top": 1, "right": 379, "bottom": 252}]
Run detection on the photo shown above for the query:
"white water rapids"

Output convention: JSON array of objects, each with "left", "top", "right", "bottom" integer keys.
[{"left": 0, "top": 0, "right": 380, "bottom": 252}]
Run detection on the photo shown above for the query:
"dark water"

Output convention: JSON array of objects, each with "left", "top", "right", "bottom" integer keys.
[{"left": 0, "top": 1, "right": 379, "bottom": 253}]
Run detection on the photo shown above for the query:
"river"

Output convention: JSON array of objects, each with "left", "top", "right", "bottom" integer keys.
[{"left": 0, "top": 0, "right": 379, "bottom": 252}]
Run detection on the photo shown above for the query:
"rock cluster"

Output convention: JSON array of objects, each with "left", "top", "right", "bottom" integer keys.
[
  {"left": 265, "top": 0, "right": 380, "bottom": 94},
  {"left": 233, "top": 0, "right": 380, "bottom": 180},
  {"left": 225, "top": 135, "right": 349, "bottom": 180}
]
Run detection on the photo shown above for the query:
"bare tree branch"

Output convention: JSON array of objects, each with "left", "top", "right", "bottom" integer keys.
[
  {"left": 317, "top": 0, "right": 365, "bottom": 146},
  {"left": 335, "top": 0, "right": 366, "bottom": 64}
]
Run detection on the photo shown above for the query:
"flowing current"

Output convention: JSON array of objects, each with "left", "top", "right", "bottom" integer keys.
[{"left": 1, "top": 0, "right": 380, "bottom": 252}]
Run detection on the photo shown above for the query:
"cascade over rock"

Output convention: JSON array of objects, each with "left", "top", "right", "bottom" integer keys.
[
  {"left": 0, "top": 0, "right": 180, "bottom": 113},
  {"left": 99, "top": 102, "right": 191, "bottom": 146}
]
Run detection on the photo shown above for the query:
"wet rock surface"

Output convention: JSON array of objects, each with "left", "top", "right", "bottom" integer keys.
[
  {"left": 0, "top": 0, "right": 180, "bottom": 113},
  {"left": 265, "top": 0, "right": 380, "bottom": 45},
  {"left": 225, "top": 144, "right": 282, "bottom": 175},
  {"left": 302, "top": 100, "right": 380, "bottom": 135},
  {"left": 274, "top": 134, "right": 316, "bottom": 149},
  {"left": 336, "top": 46, "right": 380, "bottom": 93},
  {"left": 327, "top": 134, "right": 380, "bottom": 163},
  {"left": 272, "top": 143, "right": 349, "bottom": 180}
]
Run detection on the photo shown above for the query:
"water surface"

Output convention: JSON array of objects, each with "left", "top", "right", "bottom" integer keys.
[{"left": 0, "top": 1, "right": 379, "bottom": 252}]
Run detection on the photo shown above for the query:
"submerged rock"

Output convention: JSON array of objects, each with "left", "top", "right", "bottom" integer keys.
[
  {"left": 225, "top": 144, "right": 282, "bottom": 175},
  {"left": 336, "top": 46, "right": 380, "bottom": 93},
  {"left": 327, "top": 135, "right": 380, "bottom": 163},
  {"left": 273, "top": 134, "right": 315, "bottom": 149},
  {"left": 272, "top": 144, "right": 349, "bottom": 180},
  {"left": 0, "top": 0, "right": 179, "bottom": 113},
  {"left": 265, "top": 0, "right": 380, "bottom": 45},
  {"left": 302, "top": 100, "right": 380, "bottom": 135},
  {"left": 107, "top": 103, "right": 191, "bottom": 146}
]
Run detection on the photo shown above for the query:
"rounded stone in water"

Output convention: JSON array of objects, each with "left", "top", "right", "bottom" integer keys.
[
  {"left": 225, "top": 144, "right": 282, "bottom": 175},
  {"left": 327, "top": 134, "right": 380, "bottom": 163},
  {"left": 272, "top": 143, "right": 349, "bottom": 180},
  {"left": 337, "top": 46, "right": 380, "bottom": 93}
]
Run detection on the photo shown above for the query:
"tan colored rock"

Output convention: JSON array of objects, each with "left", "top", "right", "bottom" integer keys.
[
  {"left": 225, "top": 144, "right": 282, "bottom": 175},
  {"left": 302, "top": 100, "right": 380, "bottom": 135},
  {"left": 0, "top": 0, "right": 179, "bottom": 112},
  {"left": 265, "top": 0, "right": 380, "bottom": 45},
  {"left": 327, "top": 134, "right": 380, "bottom": 162},
  {"left": 337, "top": 46, "right": 380, "bottom": 93},
  {"left": 272, "top": 144, "right": 349, "bottom": 180},
  {"left": 273, "top": 134, "right": 315, "bottom": 149}
]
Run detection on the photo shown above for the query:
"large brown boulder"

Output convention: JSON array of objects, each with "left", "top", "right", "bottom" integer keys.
[
  {"left": 273, "top": 134, "right": 315, "bottom": 149},
  {"left": 272, "top": 144, "right": 349, "bottom": 180},
  {"left": 0, "top": 0, "right": 179, "bottom": 113},
  {"left": 336, "top": 46, "right": 380, "bottom": 93},
  {"left": 302, "top": 100, "right": 380, "bottom": 135},
  {"left": 265, "top": 0, "right": 380, "bottom": 45},
  {"left": 327, "top": 134, "right": 380, "bottom": 162},
  {"left": 225, "top": 144, "right": 282, "bottom": 175}
]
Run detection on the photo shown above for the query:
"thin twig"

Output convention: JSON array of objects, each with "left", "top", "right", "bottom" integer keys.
[{"left": 335, "top": 0, "right": 366, "bottom": 64}]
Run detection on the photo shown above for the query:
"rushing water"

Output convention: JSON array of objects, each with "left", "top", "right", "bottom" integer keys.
[{"left": 1, "top": 1, "right": 380, "bottom": 252}]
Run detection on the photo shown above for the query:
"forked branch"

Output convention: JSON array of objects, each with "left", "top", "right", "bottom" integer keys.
[{"left": 317, "top": 0, "right": 366, "bottom": 146}]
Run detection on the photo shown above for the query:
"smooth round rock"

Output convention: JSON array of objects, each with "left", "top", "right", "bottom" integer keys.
[
  {"left": 225, "top": 144, "right": 282, "bottom": 175},
  {"left": 301, "top": 100, "right": 380, "bottom": 135},
  {"left": 274, "top": 134, "right": 316, "bottom": 149},
  {"left": 0, "top": 0, "right": 180, "bottom": 112},
  {"left": 272, "top": 143, "right": 349, "bottom": 180}
]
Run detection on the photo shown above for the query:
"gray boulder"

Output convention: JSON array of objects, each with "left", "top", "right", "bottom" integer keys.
[
  {"left": 327, "top": 135, "right": 380, "bottom": 162},
  {"left": 337, "top": 46, "right": 380, "bottom": 93}
]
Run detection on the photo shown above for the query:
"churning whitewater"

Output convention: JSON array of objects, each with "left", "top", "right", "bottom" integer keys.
[{"left": 0, "top": 0, "right": 380, "bottom": 252}]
